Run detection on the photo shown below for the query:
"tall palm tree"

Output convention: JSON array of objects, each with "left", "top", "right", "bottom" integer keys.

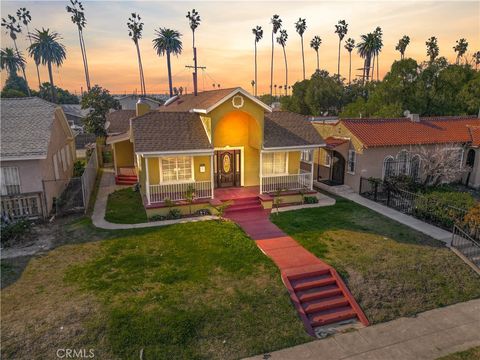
[
  {"left": 395, "top": 35, "right": 410, "bottom": 60},
  {"left": 1, "top": 14, "right": 30, "bottom": 95},
  {"left": 473, "top": 51, "right": 480, "bottom": 70},
  {"left": 28, "top": 28, "right": 66, "bottom": 103},
  {"left": 252, "top": 25, "right": 263, "bottom": 96},
  {"left": 344, "top": 38, "right": 355, "bottom": 84},
  {"left": 310, "top": 36, "right": 322, "bottom": 72},
  {"left": 16, "top": 7, "right": 41, "bottom": 88},
  {"left": 66, "top": 0, "right": 91, "bottom": 91},
  {"left": 276, "top": 29, "right": 288, "bottom": 96},
  {"left": 127, "top": 13, "right": 146, "bottom": 96},
  {"left": 153, "top": 28, "right": 183, "bottom": 98},
  {"left": 357, "top": 32, "right": 376, "bottom": 82},
  {"left": 270, "top": 14, "right": 282, "bottom": 96},
  {"left": 1, "top": 47, "right": 26, "bottom": 76},
  {"left": 426, "top": 36, "right": 439, "bottom": 63},
  {"left": 186, "top": 9, "right": 200, "bottom": 95},
  {"left": 373, "top": 27, "right": 383, "bottom": 81},
  {"left": 295, "top": 18, "right": 307, "bottom": 80},
  {"left": 453, "top": 38, "right": 468, "bottom": 64},
  {"left": 334, "top": 19, "right": 348, "bottom": 77}
]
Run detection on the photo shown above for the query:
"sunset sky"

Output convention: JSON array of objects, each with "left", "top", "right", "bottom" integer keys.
[{"left": 1, "top": 1, "right": 479, "bottom": 95}]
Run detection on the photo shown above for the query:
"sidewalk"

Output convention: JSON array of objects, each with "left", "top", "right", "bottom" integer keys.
[
  {"left": 315, "top": 181, "right": 452, "bottom": 245},
  {"left": 245, "top": 298, "right": 480, "bottom": 360}
]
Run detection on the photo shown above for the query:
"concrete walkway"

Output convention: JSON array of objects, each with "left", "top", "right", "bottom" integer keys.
[
  {"left": 245, "top": 298, "right": 480, "bottom": 360},
  {"left": 314, "top": 181, "right": 452, "bottom": 245},
  {"left": 91, "top": 169, "right": 217, "bottom": 230}
]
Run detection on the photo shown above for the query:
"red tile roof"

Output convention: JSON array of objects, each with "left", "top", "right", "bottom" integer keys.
[
  {"left": 341, "top": 116, "right": 480, "bottom": 147},
  {"left": 324, "top": 137, "right": 348, "bottom": 149},
  {"left": 469, "top": 126, "right": 480, "bottom": 147}
]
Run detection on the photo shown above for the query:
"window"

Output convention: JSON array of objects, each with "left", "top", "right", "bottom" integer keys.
[
  {"left": 53, "top": 153, "right": 60, "bottom": 180},
  {"left": 318, "top": 149, "right": 331, "bottom": 167},
  {"left": 410, "top": 155, "right": 421, "bottom": 180},
  {"left": 262, "top": 152, "right": 287, "bottom": 175},
  {"left": 396, "top": 150, "right": 409, "bottom": 175},
  {"left": 383, "top": 156, "right": 395, "bottom": 179},
  {"left": 60, "top": 148, "right": 66, "bottom": 171},
  {"left": 1, "top": 167, "right": 21, "bottom": 195},
  {"left": 66, "top": 145, "right": 71, "bottom": 167},
  {"left": 161, "top": 156, "right": 193, "bottom": 182},
  {"left": 347, "top": 150, "right": 356, "bottom": 174},
  {"left": 301, "top": 150, "right": 313, "bottom": 162}
]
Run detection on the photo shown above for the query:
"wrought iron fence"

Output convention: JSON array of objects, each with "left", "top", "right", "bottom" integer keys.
[
  {"left": 452, "top": 225, "right": 480, "bottom": 269},
  {"left": 359, "top": 177, "right": 469, "bottom": 232}
]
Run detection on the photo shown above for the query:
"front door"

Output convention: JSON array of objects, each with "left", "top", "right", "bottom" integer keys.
[
  {"left": 331, "top": 151, "right": 345, "bottom": 185},
  {"left": 215, "top": 150, "right": 241, "bottom": 188}
]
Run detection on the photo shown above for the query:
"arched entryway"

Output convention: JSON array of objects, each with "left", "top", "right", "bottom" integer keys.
[
  {"left": 465, "top": 149, "right": 476, "bottom": 186},
  {"left": 331, "top": 151, "right": 346, "bottom": 185}
]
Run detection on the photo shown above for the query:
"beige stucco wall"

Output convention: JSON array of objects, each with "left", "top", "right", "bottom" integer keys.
[{"left": 114, "top": 140, "right": 135, "bottom": 169}]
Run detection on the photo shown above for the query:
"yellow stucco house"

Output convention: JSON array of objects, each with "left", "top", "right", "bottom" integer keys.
[{"left": 106, "top": 87, "right": 324, "bottom": 215}]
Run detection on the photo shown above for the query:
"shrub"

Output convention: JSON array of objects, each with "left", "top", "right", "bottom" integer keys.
[
  {"left": 0, "top": 220, "right": 32, "bottom": 247},
  {"left": 304, "top": 196, "right": 319, "bottom": 204},
  {"left": 149, "top": 214, "right": 167, "bottom": 222},
  {"left": 73, "top": 160, "right": 86, "bottom": 177},
  {"left": 167, "top": 208, "right": 182, "bottom": 220},
  {"left": 462, "top": 203, "right": 480, "bottom": 240},
  {"left": 195, "top": 208, "right": 211, "bottom": 216}
]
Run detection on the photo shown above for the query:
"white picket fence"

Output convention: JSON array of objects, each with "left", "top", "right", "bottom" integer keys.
[
  {"left": 149, "top": 180, "right": 212, "bottom": 203},
  {"left": 261, "top": 173, "right": 312, "bottom": 193}
]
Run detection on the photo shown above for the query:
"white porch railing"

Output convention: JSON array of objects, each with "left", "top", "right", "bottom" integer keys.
[
  {"left": 149, "top": 181, "right": 212, "bottom": 203},
  {"left": 261, "top": 173, "right": 312, "bottom": 193}
]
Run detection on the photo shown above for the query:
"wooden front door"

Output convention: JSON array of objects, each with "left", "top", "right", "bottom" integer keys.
[{"left": 215, "top": 150, "right": 241, "bottom": 188}]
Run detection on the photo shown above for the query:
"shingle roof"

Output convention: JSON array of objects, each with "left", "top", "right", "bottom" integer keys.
[
  {"left": 61, "top": 104, "right": 91, "bottom": 118},
  {"left": 131, "top": 112, "right": 212, "bottom": 153},
  {"left": 106, "top": 110, "right": 136, "bottom": 134},
  {"left": 1, "top": 97, "right": 58, "bottom": 159},
  {"left": 341, "top": 116, "right": 480, "bottom": 147},
  {"left": 160, "top": 88, "right": 239, "bottom": 112},
  {"left": 264, "top": 111, "right": 325, "bottom": 148}
]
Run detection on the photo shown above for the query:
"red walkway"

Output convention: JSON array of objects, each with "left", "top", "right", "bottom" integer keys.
[{"left": 225, "top": 205, "right": 369, "bottom": 336}]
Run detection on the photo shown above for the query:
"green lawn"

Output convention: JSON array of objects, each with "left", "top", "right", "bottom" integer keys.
[
  {"left": 437, "top": 347, "right": 480, "bottom": 359},
  {"left": 105, "top": 187, "right": 148, "bottom": 224},
  {"left": 272, "top": 197, "right": 480, "bottom": 324},
  {"left": 2, "top": 219, "right": 309, "bottom": 359}
]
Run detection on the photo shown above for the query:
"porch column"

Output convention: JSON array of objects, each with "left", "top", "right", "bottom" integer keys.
[
  {"left": 309, "top": 152, "right": 314, "bottom": 190},
  {"left": 259, "top": 151, "right": 263, "bottom": 194},
  {"left": 210, "top": 154, "right": 214, "bottom": 199},
  {"left": 145, "top": 156, "right": 150, "bottom": 205},
  {"left": 113, "top": 143, "right": 117, "bottom": 175}
]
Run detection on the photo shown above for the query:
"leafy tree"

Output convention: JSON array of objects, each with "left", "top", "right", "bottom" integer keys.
[
  {"left": 305, "top": 70, "right": 344, "bottom": 115},
  {"left": 38, "top": 83, "right": 79, "bottom": 104},
  {"left": 310, "top": 36, "right": 321, "bottom": 72},
  {"left": 283, "top": 79, "right": 310, "bottom": 114},
  {"left": 81, "top": 85, "right": 120, "bottom": 136},
  {"left": 127, "top": 13, "right": 146, "bottom": 96},
  {"left": 269, "top": 14, "right": 282, "bottom": 96},
  {"left": 426, "top": 36, "right": 439, "bottom": 63},
  {"left": 294, "top": 18, "right": 307, "bottom": 80},
  {"left": 334, "top": 20, "right": 348, "bottom": 77},
  {"left": 153, "top": 28, "right": 183, "bottom": 98},
  {"left": 276, "top": 29, "right": 288, "bottom": 96},
  {"left": 0, "top": 47, "right": 25, "bottom": 75},
  {"left": 28, "top": 28, "right": 66, "bottom": 103},
  {"left": 251, "top": 25, "right": 263, "bottom": 96},
  {"left": 395, "top": 35, "right": 410, "bottom": 60},
  {"left": 473, "top": 51, "right": 480, "bottom": 70},
  {"left": 453, "top": 38, "right": 468, "bottom": 65},
  {"left": 258, "top": 94, "right": 276, "bottom": 105},
  {"left": 2, "top": 72, "right": 29, "bottom": 95},
  {"left": 458, "top": 72, "right": 480, "bottom": 113},
  {"left": 1, "top": 88, "right": 27, "bottom": 98}
]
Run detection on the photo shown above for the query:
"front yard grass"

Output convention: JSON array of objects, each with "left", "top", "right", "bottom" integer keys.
[
  {"left": 1, "top": 219, "right": 310, "bottom": 359},
  {"left": 437, "top": 346, "right": 480, "bottom": 359},
  {"left": 105, "top": 187, "right": 147, "bottom": 224},
  {"left": 272, "top": 197, "right": 480, "bottom": 324}
]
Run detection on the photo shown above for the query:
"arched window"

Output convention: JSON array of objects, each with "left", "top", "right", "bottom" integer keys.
[
  {"left": 410, "top": 155, "right": 421, "bottom": 181},
  {"left": 396, "top": 150, "right": 409, "bottom": 175},
  {"left": 383, "top": 156, "right": 395, "bottom": 179}
]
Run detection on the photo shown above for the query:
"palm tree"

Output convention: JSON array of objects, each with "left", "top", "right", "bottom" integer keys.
[
  {"left": 186, "top": 9, "right": 200, "bottom": 95},
  {"left": 473, "top": 51, "right": 480, "bottom": 70},
  {"left": 270, "top": 14, "right": 282, "bottom": 96},
  {"left": 276, "top": 29, "right": 288, "bottom": 96},
  {"left": 250, "top": 80, "right": 255, "bottom": 94},
  {"left": 1, "top": 47, "right": 26, "bottom": 75},
  {"left": 1, "top": 14, "right": 30, "bottom": 95},
  {"left": 295, "top": 18, "right": 307, "bottom": 80},
  {"left": 127, "top": 13, "right": 146, "bottom": 96},
  {"left": 453, "top": 38, "right": 468, "bottom": 64},
  {"left": 310, "top": 36, "right": 322, "bottom": 72},
  {"left": 395, "top": 35, "right": 410, "bottom": 60},
  {"left": 252, "top": 25, "right": 263, "bottom": 96},
  {"left": 274, "top": 84, "right": 277, "bottom": 97},
  {"left": 344, "top": 38, "right": 355, "bottom": 84},
  {"left": 16, "top": 7, "right": 41, "bottom": 88},
  {"left": 66, "top": 0, "right": 91, "bottom": 91},
  {"left": 334, "top": 20, "right": 348, "bottom": 77},
  {"left": 426, "top": 36, "right": 439, "bottom": 63},
  {"left": 28, "top": 28, "right": 66, "bottom": 103},
  {"left": 153, "top": 28, "right": 183, "bottom": 98},
  {"left": 357, "top": 32, "right": 376, "bottom": 82},
  {"left": 373, "top": 27, "right": 383, "bottom": 81}
]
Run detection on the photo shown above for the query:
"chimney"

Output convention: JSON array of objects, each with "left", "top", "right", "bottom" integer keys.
[
  {"left": 404, "top": 110, "right": 420, "bottom": 123},
  {"left": 136, "top": 98, "right": 150, "bottom": 117}
]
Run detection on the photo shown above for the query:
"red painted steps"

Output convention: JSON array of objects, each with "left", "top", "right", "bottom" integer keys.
[
  {"left": 115, "top": 174, "right": 138, "bottom": 185},
  {"left": 282, "top": 266, "right": 369, "bottom": 336},
  {"left": 224, "top": 196, "right": 263, "bottom": 214}
]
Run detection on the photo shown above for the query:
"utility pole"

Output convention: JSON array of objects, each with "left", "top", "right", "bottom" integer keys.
[{"left": 185, "top": 64, "right": 206, "bottom": 94}]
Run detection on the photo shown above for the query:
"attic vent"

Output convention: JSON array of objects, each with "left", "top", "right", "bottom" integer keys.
[{"left": 404, "top": 110, "right": 420, "bottom": 123}]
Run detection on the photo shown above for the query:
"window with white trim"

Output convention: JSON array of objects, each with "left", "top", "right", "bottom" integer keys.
[
  {"left": 60, "top": 148, "right": 66, "bottom": 171},
  {"left": 262, "top": 152, "right": 287, "bottom": 175},
  {"left": 347, "top": 150, "right": 356, "bottom": 174},
  {"left": 161, "top": 156, "right": 193, "bottom": 182},
  {"left": 301, "top": 150, "right": 313, "bottom": 162},
  {"left": 1, "top": 167, "right": 21, "bottom": 195},
  {"left": 66, "top": 145, "right": 71, "bottom": 166},
  {"left": 53, "top": 153, "right": 60, "bottom": 180}
]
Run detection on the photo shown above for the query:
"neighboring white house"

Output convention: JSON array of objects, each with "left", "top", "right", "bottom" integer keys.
[{"left": 115, "top": 95, "right": 162, "bottom": 110}]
